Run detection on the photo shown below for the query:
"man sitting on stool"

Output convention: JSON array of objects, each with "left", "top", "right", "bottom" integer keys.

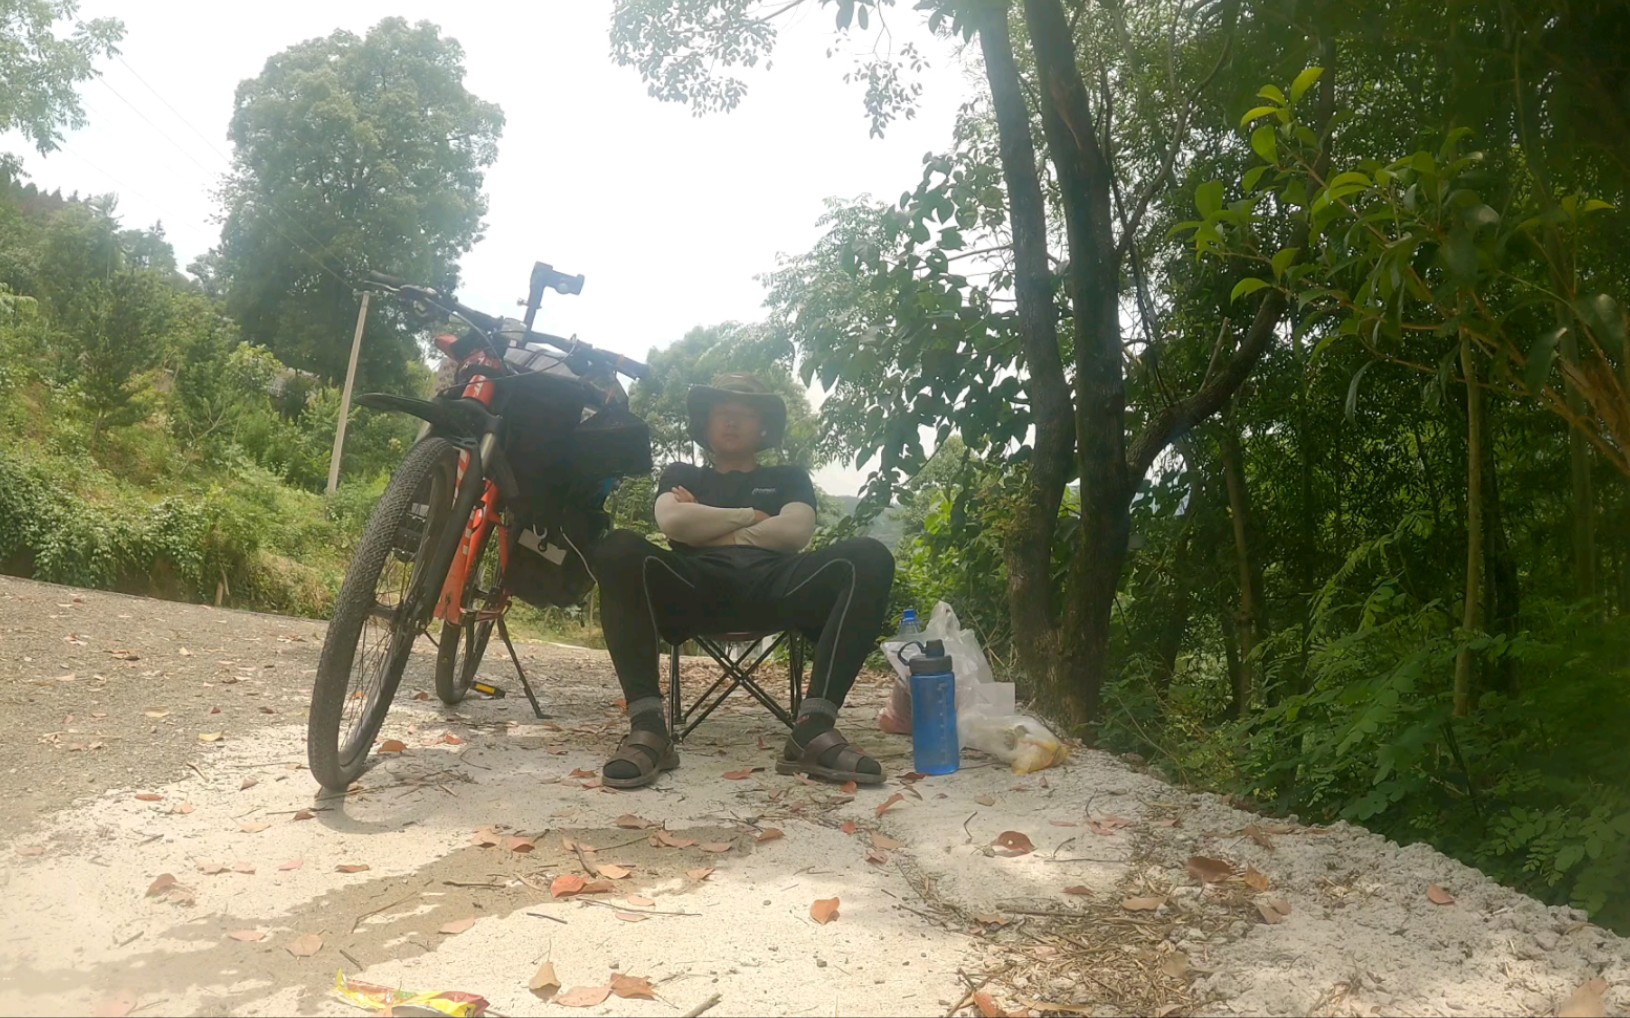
[{"left": 591, "top": 373, "right": 895, "bottom": 789}]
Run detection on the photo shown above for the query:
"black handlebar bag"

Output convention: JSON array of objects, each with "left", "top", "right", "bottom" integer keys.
[{"left": 486, "top": 369, "right": 652, "bottom": 609}]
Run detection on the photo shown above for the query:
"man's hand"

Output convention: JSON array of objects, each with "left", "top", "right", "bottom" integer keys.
[
  {"left": 752, "top": 510, "right": 770, "bottom": 524},
  {"left": 671, "top": 486, "right": 697, "bottom": 504}
]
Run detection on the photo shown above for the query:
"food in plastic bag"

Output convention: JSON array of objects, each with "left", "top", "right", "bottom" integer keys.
[
  {"left": 879, "top": 602, "right": 995, "bottom": 733},
  {"left": 961, "top": 714, "right": 1069, "bottom": 775},
  {"left": 333, "top": 971, "right": 489, "bottom": 1017}
]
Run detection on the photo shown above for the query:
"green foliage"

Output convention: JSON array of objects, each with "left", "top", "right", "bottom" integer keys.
[
  {"left": 217, "top": 17, "right": 504, "bottom": 391},
  {"left": 0, "top": 0, "right": 124, "bottom": 154}
]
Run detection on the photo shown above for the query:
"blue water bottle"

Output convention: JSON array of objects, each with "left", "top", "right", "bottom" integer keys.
[{"left": 908, "top": 639, "right": 959, "bottom": 775}]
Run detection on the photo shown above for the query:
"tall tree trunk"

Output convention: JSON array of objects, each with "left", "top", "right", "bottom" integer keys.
[
  {"left": 1562, "top": 326, "right": 1597, "bottom": 602},
  {"left": 1480, "top": 407, "right": 1519, "bottom": 695},
  {"left": 1219, "top": 413, "right": 1266, "bottom": 713},
  {"left": 972, "top": 3, "right": 1075, "bottom": 695},
  {"left": 1152, "top": 460, "right": 1202, "bottom": 699},
  {"left": 1023, "top": 0, "right": 1130, "bottom": 724},
  {"left": 1293, "top": 321, "right": 1315, "bottom": 691},
  {"left": 1454, "top": 336, "right": 1485, "bottom": 718}
]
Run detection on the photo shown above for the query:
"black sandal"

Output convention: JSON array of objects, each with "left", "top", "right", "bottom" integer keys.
[
  {"left": 774, "top": 729, "right": 885, "bottom": 786},
  {"left": 602, "top": 730, "right": 679, "bottom": 789}
]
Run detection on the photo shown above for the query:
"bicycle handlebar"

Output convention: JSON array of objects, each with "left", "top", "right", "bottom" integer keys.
[{"left": 361, "top": 271, "right": 647, "bottom": 380}]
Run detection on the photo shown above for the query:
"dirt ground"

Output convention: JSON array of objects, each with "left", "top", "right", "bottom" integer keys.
[{"left": 0, "top": 575, "right": 1625, "bottom": 1018}]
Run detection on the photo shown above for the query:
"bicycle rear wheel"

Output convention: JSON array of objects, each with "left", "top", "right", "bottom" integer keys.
[
  {"left": 435, "top": 520, "right": 506, "bottom": 705},
  {"left": 307, "top": 437, "right": 461, "bottom": 790}
]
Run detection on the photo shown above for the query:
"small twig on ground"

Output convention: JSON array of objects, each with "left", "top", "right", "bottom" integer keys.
[
  {"left": 442, "top": 880, "right": 507, "bottom": 889},
  {"left": 962, "top": 812, "right": 978, "bottom": 844},
  {"left": 128, "top": 999, "right": 168, "bottom": 1016},
  {"left": 185, "top": 762, "right": 206, "bottom": 782},
  {"left": 116, "top": 930, "right": 144, "bottom": 947},
  {"left": 351, "top": 890, "right": 421, "bottom": 934},
  {"left": 526, "top": 912, "right": 568, "bottom": 924},
  {"left": 681, "top": 993, "right": 722, "bottom": 1018},
  {"left": 573, "top": 899, "right": 699, "bottom": 918},
  {"left": 339, "top": 948, "right": 364, "bottom": 970}
]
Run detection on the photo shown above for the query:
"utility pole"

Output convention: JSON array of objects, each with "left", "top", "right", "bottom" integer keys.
[{"left": 327, "top": 290, "right": 372, "bottom": 496}]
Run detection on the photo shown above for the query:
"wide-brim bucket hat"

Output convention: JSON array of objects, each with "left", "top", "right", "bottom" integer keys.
[{"left": 687, "top": 372, "right": 787, "bottom": 451}]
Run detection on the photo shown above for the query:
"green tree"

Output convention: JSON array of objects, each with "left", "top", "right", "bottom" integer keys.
[
  {"left": 59, "top": 267, "right": 170, "bottom": 438},
  {"left": 217, "top": 17, "right": 504, "bottom": 391},
  {"left": 0, "top": 1, "right": 123, "bottom": 154}
]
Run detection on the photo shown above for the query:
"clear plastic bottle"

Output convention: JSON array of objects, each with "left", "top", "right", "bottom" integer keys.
[{"left": 896, "top": 608, "right": 922, "bottom": 640}]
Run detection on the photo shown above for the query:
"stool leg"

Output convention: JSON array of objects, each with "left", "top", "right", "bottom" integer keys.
[
  {"left": 790, "top": 633, "right": 804, "bottom": 717},
  {"left": 667, "top": 641, "right": 681, "bottom": 741}
]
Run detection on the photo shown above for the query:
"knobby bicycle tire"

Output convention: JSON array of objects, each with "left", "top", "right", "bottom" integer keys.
[{"left": 307, "top": 436, "right": 462, "bottom": 790}]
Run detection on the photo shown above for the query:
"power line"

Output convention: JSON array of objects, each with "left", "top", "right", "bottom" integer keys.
[{"left": 100, "top": 60, "right": 360, "bottom": 294}]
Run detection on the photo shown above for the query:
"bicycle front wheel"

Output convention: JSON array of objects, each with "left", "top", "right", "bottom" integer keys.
[{"left": 307, "top": 437, "right": 460, "bottom": 790}]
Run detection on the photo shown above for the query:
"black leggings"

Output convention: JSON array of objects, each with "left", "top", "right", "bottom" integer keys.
[{"left": 590, "top": 531, "right": 896, "bottom": 710}]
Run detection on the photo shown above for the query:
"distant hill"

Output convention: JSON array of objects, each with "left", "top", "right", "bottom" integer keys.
[{"left": 829, "top": 494, "right": 910, "bottom": 550}]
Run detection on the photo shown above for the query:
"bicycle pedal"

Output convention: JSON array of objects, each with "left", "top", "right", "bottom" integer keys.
[{"left": 471, "top": 681, "right": 506, "bottom": 698}]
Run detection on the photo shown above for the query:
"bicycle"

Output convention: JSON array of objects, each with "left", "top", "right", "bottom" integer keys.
[{"left": 305, "top": 262, "right": 651, "bottom": 792}]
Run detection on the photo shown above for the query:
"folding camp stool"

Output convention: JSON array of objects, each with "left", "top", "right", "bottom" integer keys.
[{"left": 666, "top": 631, "right": 805, "bottom": 742}]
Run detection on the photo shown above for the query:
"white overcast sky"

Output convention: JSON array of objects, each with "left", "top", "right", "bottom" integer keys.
[{"left": 8, "top": 1, "right": 981, "bottom": 494}]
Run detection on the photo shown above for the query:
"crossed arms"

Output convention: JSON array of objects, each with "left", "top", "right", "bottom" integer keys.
[{"left": 653, "top": 487, "right": 816, "bottom": 553}]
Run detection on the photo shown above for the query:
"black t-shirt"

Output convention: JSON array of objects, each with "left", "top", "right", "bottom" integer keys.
[{"left": 657, "top": 462, "right": 817, "bottom": 551}]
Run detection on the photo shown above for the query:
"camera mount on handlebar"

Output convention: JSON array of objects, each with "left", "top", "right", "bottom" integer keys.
[{"left": 522, "top": 261, "right": 583, "bottom": 330}]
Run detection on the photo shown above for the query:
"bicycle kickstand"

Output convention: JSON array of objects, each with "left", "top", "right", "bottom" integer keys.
[{"left": 495, "top": 616, "right": 548, "bottom": 720}]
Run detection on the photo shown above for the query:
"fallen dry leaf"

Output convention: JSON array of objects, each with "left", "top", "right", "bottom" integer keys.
[
  {"left": 626, "top": 895, "right": 655, "bottom": 907},
  {"left": 278, "top": 859, "right": 303, "bottom": 871},
  {"left": 1063, "top": 885, "right": 1093, "bottom": 896},
  {"left": 1186, "top": 855, "right": 1235, "bottom": 884},
  {"left": 1160, "top": 952, "right": 1191, "bottom": 980},
  {"left": 197, "top": 862, "right": 229, "bottom": 876},
  {"left": 145, "top": 874, "right": 178, "bottom": 897},
  {"left": 1241, "top": 823, "right": 1276, "bottom": 849},
  {"left": 142, "top": 710, "right": 168, "bottom": 719},
  {"left": 239, "top": 822, "right": 270, "bottom": 834},
  {"left": 1257, "top": 899, "right": 1293, "bottom": 925},
  {"left": 1558, "top": 977, "right": 1609, "bottom": 1018},
  {"left": 652, "top": 830, "right": 696, "bottom": 849},
  {"left": 698, "top": 841, "right": 733, "bottom": 854},
  {"left": 1122, "top": 896, "right": 1165, "bottom": 912},
  {"left": 529, "top": 961, "right": 561, "bottom": 1001},
  {"left": 596, "top": 863, "right": 633, "bottom": 880},
  {"left": 471, "top": 828, "right": 502, "bottom": 848},
  {"left": 1244, "top": 866, "right": 1270, "bottom": 892},
  {"left": 686, "top": 867, "right": 714, "bottom": 881},
  {"left": 286, "top": 933, "right": 322, "bottom": 958},
  {"left": 992, "top": 831, "right": 1035, "bottom": 856},
  {"left": 504, "top": 836, "right": 535, "bottom": 855},
  {"left": 412, "top": 690, "right": 430, "bottom": 701},
  {"left": 110, "top": 649, "right": 139, "bottom": 661},
  {"left": 231, "top": 862, "right": 255, "bottom": 875},
  {"left": 197, "top": 732, "right": 223, "bottom": 743},
  {"left": 973, "top": 991, "right": 1010, "bottom": 1018},
  {"left": 439, "top": 917, "right": 477, "bottom": 935},
  {"left": 1049, "top": 820, "right": 1079, "bottom": 827},
  {"left": 840, "top": 821, "right": 857, "bottom": 836},
  {"left": 614, "top": 911, "right": 650, "bottom": 923},
  {"left": 441, "top": 733, "right": 464, "bottom": 746},
  {"left": 810, "top": 897, "right": 840, "bottom": 924},
  {"left": 1088, "top": 815, "right": 1134, "bottom": 836},
  {"left": 971, "top": 912, "right": 1009, "bottom": 927},
  {"left": 239, "top": 777, "right": 258, "bottom": 791},
  {"left": 841, "top": 780, "right": 858, "bottom": 794},
  {"left": 1426, "top": 884, "right": 1456, "bottom": 906},
  {"left": 866, "top": 849, "right": 888, "bottom": 865},
  {"left": 15, "top": 845, "right": 45, "bottom": 857},
  {"left": 876, "top": 792, "right": 905, "bottom": 817},
  {"left": 551, "top": 874, "right": 588, "bottom": 898},
  {"left": 610, "top": 974, "right": 656, "bottom": 1000},
  {"left": 753, "top": 828, "right": 784, "bottom": 844},
  {"left": 172, "top": 802, "right": 195, "bottom": 816},
  {"left": 974, "top": 794, "right": 997, "bottom": 807},
  {"left": 722, "top": 768, "right": 755, "bottom": 780},
  {"left": 335, "top": 864, "right": 370, "bottom": 874},
  {"left": 614, "top": 814, "right": 654, "bottom": 829},
  {"left": 555, "top": 986, "right": 612, "bottom": 1008},
  {"left": 227, "top": 929, "right": 264, "bottom": 942},
  {"left": 291, "top": 810, "right": 315, "bottom": 822},
  {"left": 378, "top": 739, "right": 406, "bottom": 754},
  {"left": 1150, "top": 817, "right": 1180, "bottom": 828},
  {"left": 134, "top": 793, "right": 162, "bottom": 802},
  {"left": 568, "top": 768, "right": 595, "bottom": 779},
  {"left": 871, "top": 833, "right": 904, "bottom": 851}
]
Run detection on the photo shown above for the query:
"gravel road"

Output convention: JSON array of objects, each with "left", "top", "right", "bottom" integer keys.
[{"left": 0, "top": 575, "right": 1624, "bottom": 1018}]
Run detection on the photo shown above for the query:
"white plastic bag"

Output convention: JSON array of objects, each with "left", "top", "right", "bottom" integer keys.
[
  {"left": 961, "top": 713, "right": 1069, "bottom": 775},
  {"left": 878, "top": 601, "right": 998, "bottom": 733}
]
